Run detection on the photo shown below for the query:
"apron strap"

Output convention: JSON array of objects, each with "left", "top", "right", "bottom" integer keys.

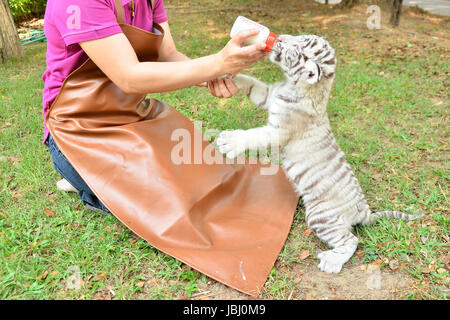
[
  {"left": 114, "top": 0, "right": 124, "bottom": 24},
  {"left": 149, "top": 0, "right": 155, "bottom": 12},
  {"left": 114, "top": 0, "right": 155, "bottom": 24}
]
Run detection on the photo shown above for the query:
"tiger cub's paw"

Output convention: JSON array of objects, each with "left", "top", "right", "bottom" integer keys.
[
  {"left": 317, "top": 250, "right": 345, "bottom": 274},
  {"left": 216, "top": 130, "right": 246, "bottom": 159},
  {"left": 231, "top": 74, "right": 253, "bottom": 94}
]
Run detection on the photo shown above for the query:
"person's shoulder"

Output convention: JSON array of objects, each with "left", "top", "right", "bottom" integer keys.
[
  {"left": 45, "top": 0, "right": 115, "bottom": 22},
  {"left": 45, "top": 0, "right": 121, "bottom": 46},
  {"left": 46, "top": 0, "right": 114, "bottom": 10}
]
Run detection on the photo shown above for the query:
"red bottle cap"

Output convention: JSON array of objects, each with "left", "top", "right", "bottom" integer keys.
[{"left": 264, "top": 32, "right": 277, "bottom": 52}]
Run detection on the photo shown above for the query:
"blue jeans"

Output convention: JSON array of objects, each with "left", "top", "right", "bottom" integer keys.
[{"left": 46, "top": 134, "right": 110, "bottom": 213}]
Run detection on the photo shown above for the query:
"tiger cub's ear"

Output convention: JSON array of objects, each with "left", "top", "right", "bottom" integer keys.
[{"left": 304, "top": 59, "right": 322, "bottom": 85}]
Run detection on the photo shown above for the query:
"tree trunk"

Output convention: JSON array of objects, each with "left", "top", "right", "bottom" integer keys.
[
  {"left": 389, "top": 0, "right": 403, "bottom": 27},
  {"left": 0, "top": 0, "right": 23, "bottom": 63}
]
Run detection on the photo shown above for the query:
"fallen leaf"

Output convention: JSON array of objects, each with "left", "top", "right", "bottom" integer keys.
[
  {"left": 94, "top": 290, "right": 111, "bottom": 300},
  {"left": 305, "top": 294, "right": 313, "bottom": 300},
  {"left": 7, "top": 156, "right": 23, "bottom": 165},
  {"left": 389, "top": 259, "right": 399, "bottom": 271},
  {"left": 303, "top": 229, "right": 313, "bottom": 237},
  {"left": 372, "top": 258, "right": 383, "bottom": 267},
  {"left": 44, "top": 208, "right": 54, "bottom": 217},
  {"left": 436, "top": 268, "right": 446, "bottom": 274},
  {"left": 443, "top": 254, "right": 450, "bottom": 265},
  {"left": 198, "top": 295, "right": 211, "bottom": 300},
  {"left": 136, "top": 281, "right": 145, "bottom": 288},
  {"left": 355, "top": 250, "right": 365, "bottom": 259},
  {"left": 108, "top": 286, "right": 116, "bottom": 297},
  {"left": 37, "top": 270, "right": 49, "bottom": 280},
  {"left": 300, "top": 250, "right": 310, "bottom": 261}
]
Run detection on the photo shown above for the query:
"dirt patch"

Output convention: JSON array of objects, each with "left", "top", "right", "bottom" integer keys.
[
  {"left": 190, "top": 261, "right": 417, "bottom": 300},
  {"left": 190, "top": 282, "right": 249, "bottom": 300},
  {"left": 291, "top": 263, "right": 414, "bottom": 300}
]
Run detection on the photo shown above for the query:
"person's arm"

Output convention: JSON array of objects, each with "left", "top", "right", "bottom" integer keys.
[
  {"left": 157, "top": 21, "right": 241, "bottom": 98},
  {"left": 157, "top": 21, "right": 190, "bottom": 62},
  {"left": 79, "top": 28, "right": 265, "bottom": 95}
]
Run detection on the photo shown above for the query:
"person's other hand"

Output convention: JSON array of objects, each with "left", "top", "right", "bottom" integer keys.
[
  {"left": 206, "top": 76, "right": 240, "bottom": 98},
  {"left": 216, "top": 29, "right": 266, "bottom": 75}
]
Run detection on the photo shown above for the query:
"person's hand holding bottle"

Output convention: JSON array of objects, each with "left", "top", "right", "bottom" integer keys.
[{"left": 206, "top": 29, "right": 266, "bottom": 98}]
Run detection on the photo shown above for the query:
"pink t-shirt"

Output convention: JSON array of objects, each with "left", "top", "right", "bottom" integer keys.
[{"left": 41, "top": 0, "right": 168, "bottom": 143}]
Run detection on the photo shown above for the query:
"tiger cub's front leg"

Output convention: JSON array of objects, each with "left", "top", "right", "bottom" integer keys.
[
  {"left": 217, "top": 126, "right": 287, "bottom": 159},
  {"left": 232, "top": 74, "right": 270, "bottom": 109}
]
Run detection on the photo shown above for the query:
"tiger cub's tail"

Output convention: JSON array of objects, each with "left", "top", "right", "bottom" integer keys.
[
  {"left": 363, "top": 210, "right": 423, "bottom": 225},
  {"left": 372, "top": 211, "right": 423, "bottom": 222}
]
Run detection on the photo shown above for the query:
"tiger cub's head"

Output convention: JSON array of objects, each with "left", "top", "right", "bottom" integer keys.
[{"left": 269, "top": 34, "right": 336, "bottom": 86}]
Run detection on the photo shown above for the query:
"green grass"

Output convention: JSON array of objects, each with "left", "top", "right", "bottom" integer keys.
[{"left": 1, "top": 0, "right": 448, "bottom": 299}]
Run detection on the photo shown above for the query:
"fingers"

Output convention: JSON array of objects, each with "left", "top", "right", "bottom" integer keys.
[
  {"left": 240, "top": 42, "right": 267, "bottom": 55},
  {"left": 208, "top": 79, "right": 221, "bottom": 97},
  {"left": 238, "top": 51, "right": 267, "bottom": 70},
  {"left": 231, "top": 28, "right": 261, "bottom": 46},
  {"left": 224, "top": 77, "right": 240, "bottom": 96},
  {"left": 247, "top": 50, "right": 267, "bottom": 64},
  {"left": 217, "top": 79, "right": 231, "bottom": 98},
  {"left": 209, "top": 79, "right": 226, "bottom": 98},
  {"left": 208, "top": 77, "right": 240, "bottom": 98}
]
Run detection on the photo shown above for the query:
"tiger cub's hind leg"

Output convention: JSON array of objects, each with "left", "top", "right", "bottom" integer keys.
[{"left": 314, "top": 224, "right": 358, "bottom": 273}]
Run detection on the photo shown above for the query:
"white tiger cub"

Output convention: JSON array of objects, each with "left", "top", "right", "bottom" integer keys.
[{"left": 216, "top": 34, "right": 422, "bottom": 274}]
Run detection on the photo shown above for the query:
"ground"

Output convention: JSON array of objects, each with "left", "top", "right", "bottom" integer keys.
[{"left": 0, "top": 0, "right": 448, "bottom": 300}]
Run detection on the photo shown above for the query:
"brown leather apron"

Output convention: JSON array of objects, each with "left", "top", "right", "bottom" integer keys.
[{"left": 45, "top": 0, "right": 299, "bottom": 296}]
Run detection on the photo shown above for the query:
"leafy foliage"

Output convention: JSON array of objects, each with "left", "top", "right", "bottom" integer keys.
[{"left": 8, "top": 0, "right": 46, "bottom": 23}]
